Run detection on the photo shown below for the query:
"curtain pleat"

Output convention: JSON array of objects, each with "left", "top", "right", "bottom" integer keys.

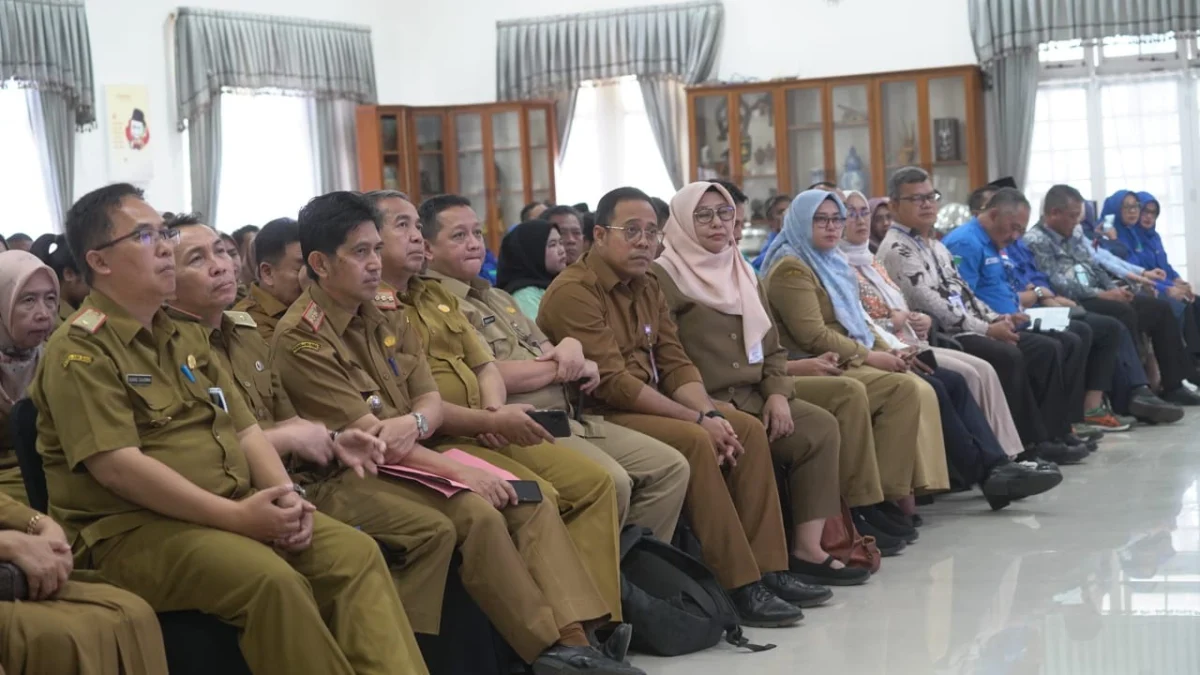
[
  {"left": 311, "top": 98, "right": 358, "bottom": 192},
  {"left": 188, "top": 106, "right": 222, "bottom": 225},
  {"left": 639, "top": 77, "right": 688, "bottom": 189},
  {"left": 0, "top": 0, "right": 96, "bottom": 128},
  {"left": 26, "top": 88, "right": 75, "bottom": 229}
]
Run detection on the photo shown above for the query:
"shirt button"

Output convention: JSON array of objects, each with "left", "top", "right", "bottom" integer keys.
[
  {"left": 242, "top": 380, "right": 251, "bottom": 388},
  {"left": 732, "top": 362, "right": 740, "bottom": 369},
  {"left": 730, "top": 333, "right": 738, "bottom": 340},
  {"left": 728, "top": 386, "right": 736, "bottom": 394}
]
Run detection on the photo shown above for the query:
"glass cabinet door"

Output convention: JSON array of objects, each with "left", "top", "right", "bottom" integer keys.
[
  {"left": 381, "top": 113, "right": 401, "bottom": 191},
  {"left": 454, "top": 113, "right": 486, "bottom": 212},
  {"left": 415, "top": 114, "right": 445, "bottom": 200},
  {"left": 928, "top": 76, "right": 970, "bottom": 205},
  {"left": 492, "top": 110, "right": 526, "bottom": 228},
  {"left": 831, "top": 84, "right": 872, "bottom": 194},
  {"left": 880, "top": 80, "right": 920, "bottom": 181},
  {"left": 738, "top": 91, "right": 779, "bottom": 222},
  {"left": 786, "top": 87, "right": 826, "bottom": 194},
  {"left": 693, "top": 94, "right": 731, "bottom": 180},
  {"left": 526, "top": 107, "right": 553, "bottom": 205}
]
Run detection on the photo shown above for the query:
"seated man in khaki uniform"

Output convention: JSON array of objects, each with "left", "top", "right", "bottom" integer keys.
[
  {"left": 232, "top": 217, "right": 304, "bottom": 342},
  {"left": 540, "top": 186, "right": 832, "bottom": 627},
  {"left": 271, "top": 191, "right": 640, "bottom": 675},
  {"left": 379, "top": 191, "right": 689, "bottom": 543},
  {"left": 28, "top": 183, "right": 425, "bottom": 675},
  {"left": 164, "top": 212, "right": 461, "bottom": 637},
  {"left": 371, "top": 197, "right": 625, "bottom": 626}
]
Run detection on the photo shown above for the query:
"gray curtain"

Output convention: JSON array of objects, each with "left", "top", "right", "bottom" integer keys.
[
  {"left": 2, "top": 0, "right": 95, "bottom": 230},
  {"left": 552, "top": 88, "right": 579, "bottom": 165},
  {"left": 970, "top": 0, "right": 1200, "bottom": 64},
  {"left": 985, "top": 50, "right": 1039, "bottom": 189},
  {"left": 639, "top": 76, "right": 688, "bottom": 189},
  {"left": 497, "top": 1, "right": 722, "bottom": 171},
  {"left": 188, "top": 108, "right": 222, "bottom": 228},
  {"left": 175, "top": 7, "right": 377, "bottom": 222},
  {"left": 311, "top": 98, "right": 358, "bottom": 192}
]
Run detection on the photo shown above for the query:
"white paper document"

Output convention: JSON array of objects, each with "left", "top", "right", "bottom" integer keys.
[{"left": 1024, "top": 307, "right": 1071, "bottom": 332}]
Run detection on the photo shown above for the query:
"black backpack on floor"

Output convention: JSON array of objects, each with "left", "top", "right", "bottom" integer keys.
[{"left": 619, "top": 525, "right": 774, "bottom": 657}]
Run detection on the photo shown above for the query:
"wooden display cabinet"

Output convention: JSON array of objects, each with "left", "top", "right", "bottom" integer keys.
[
  {"left": 357, "top": 101, "right": 557, "bottom": 252},
  {"left": 686, "top": 66, "right": 986, "bottom": 223}
]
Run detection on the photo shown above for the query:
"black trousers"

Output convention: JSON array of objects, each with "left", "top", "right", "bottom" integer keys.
[
  {"left": 1080, "top": 296, "right": 1195, "bottom": 392},
  {"left": 1034, "top": 321, "right": 1088, "bottom": 424},
  {"left": 958, "top": 331, "right": 1071, "bottom": 444},
  {"left": 919, "top": 367, "right": 1008, "bottom": 487}
]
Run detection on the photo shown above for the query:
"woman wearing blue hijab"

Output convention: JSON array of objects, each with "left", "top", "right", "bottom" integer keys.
[{"left": 1129, "top": 192, "right": 1200, "bottom": 353}]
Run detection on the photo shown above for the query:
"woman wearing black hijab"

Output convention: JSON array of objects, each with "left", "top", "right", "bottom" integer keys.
[{"left": 497, "top": 219, "right": 566, "bottom": 319}]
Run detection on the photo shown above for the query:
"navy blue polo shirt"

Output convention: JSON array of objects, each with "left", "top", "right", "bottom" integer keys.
[{"left": 942, "top": 217, "right": 1020, "bottom": 314}]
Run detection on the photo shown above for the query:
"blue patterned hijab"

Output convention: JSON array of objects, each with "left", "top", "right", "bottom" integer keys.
[{"left": 760, "top": 190, "right": 875, "bottom": 348}]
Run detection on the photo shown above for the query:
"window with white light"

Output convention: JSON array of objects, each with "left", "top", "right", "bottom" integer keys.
[
  {"left": 212, "top": 92, "right": 318, "bottom": 230},
  {"left": 0, "top": 87, "right": 56, "bottom": 239},
  {"left": 1025, "top": 85, "right": 1092, "bottom": 217},
  {"left": 556, "top": 76, "right": 676, "bottom": 208}
]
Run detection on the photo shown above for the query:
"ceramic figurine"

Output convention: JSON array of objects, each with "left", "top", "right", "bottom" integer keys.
[{"left": 839, "top": 147, "right": 867, "bottom": 193}]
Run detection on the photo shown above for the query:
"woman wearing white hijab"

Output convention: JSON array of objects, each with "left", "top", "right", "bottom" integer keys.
[{"left": 839, "top": 190, "right": 1023, "bottom": 458}]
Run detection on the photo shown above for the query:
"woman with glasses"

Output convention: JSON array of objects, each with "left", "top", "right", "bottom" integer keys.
[
  {"left": 840, "top": 190, "right": 1024, "bottom": 458},
  {"left": 496, "top": 219, "right": 567, "bottom": 319},
  {"left": 653, "top": 182, "right": 872, "bottom": 584},
  {"left": 867, "top": 198, "right": 891, "bottom": 254}
]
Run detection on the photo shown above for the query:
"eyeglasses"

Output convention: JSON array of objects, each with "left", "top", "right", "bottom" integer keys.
[
  {"left": 813, "top": 215, "right": 847, "bottom": 231},
  {"left": 605, "top": 225, "right": 664, "bottom": 243},
  {"left": 1122, "top": 203, "right": 1142, "bottom": 212},
  {"left": 693, "top": 206, "right": 735, "bottom": 225},
  {"left": 93, "top": 226, "right": 181, "bottom": 252},
  {"left": 898, "top": 191, "right": 943, "bottom": 206},
  {"left": 846, "top": 208, "right": 871, "bottom": 219}
]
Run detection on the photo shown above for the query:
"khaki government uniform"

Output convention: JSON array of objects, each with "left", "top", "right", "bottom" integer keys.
[
  {"left": 167, "top": 306, "right": 457, "bottom": 635},
  {"left": 0, "top": 491, "right": 168, "bottom": 674},
  {"left": 653, "top": 264, "right": 842, "bottom": 526},
  {"left": 0, "top": 414, "right": 25, "bottom": 506},
  {"left": 763, "top": 257, "right": 950, "bottom": 496},
  {"left": 385, "top": 278, "right": 624, "bottom": 619},
  {"left": 539, "top": 252, "right": 790, "bottom": 591},
  {"left": 272, "top": 283, "right": 610, "bottom": 663},
  {"left": 231, "top": 282, "right": 290, "bottom": 342},
  {"left": 27, "top": 290, "right": 426, "bottom": 675},
  {"left": 426, "top": 270, "right": 690, "bottom": 542}
]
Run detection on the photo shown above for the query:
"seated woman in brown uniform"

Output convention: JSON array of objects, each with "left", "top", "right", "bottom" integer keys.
[
  {"left": 0, "top": 251, "right": 168, "bottom": 674},
  {"left": 652, "top": 181, "right": 870, "bottom": 586}
]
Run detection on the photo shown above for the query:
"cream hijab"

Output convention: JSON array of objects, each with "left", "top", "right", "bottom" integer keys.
[
  {"left": 0, "top": 251, "right": 59, "bottom": 414},
  {"left": 655, "top": 182, "right": 772, "bottom": 361}
]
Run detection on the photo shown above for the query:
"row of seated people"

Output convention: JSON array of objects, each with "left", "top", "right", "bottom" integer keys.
[{"left": 0, "top": 169, "right": 1134, "bottom": 672}]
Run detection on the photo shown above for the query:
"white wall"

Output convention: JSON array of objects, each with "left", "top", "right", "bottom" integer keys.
[{"left": 387, "top": 0, "right": 979, "bottom": 105}]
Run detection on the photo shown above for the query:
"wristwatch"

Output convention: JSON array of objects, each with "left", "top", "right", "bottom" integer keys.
[
  {"left": 704, "top": 410, "right": 726, "bottom": 420},
  {"left": 289, "top": 483, "right": 308, "bottom": 500},
  {"left": 1033, "top": 286, "right": 1046, "bottom": 300},
  {"left": 412, "top": 412, "right": 430, "bottom": 439}
]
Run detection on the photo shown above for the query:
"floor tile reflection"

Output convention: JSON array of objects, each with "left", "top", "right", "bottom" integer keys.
[{"left": 636, "top": 419, "right": 1200, "bottom": 675}]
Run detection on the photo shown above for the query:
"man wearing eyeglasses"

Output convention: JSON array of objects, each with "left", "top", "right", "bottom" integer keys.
[
  {"left": 28, "top": 183, "right": 426, "bottom": 674},
  {"left": 877, "top": 167, "right": 1091, "bottom": 466},
  {"left": 539, "top": 186, "right": 825, "bottom": 628}
]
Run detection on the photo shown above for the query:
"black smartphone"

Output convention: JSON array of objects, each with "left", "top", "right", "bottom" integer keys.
[
  {"left": 527, "top": 409, "right": 571, "bottom": 437},
  {"left": 915, "top": 350, "right": 938, "bottom": 370},
  {"left": 508, "top": 480, "right": 544, "bottom": 504}
]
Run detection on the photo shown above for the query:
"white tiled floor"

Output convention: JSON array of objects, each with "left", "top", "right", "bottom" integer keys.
[{"left": 636, "top": 419, "right": 1200, "bottom": 675}]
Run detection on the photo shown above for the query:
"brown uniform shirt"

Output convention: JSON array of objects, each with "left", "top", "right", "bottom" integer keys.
[
  {"left": 538, "top": 252, "right": 702, "bottom": 411},
  {"left": 232, "top": 283, "right": 291, "bottom": 343},
  {"left": 166, "top": 308, "right": 295, "bottom": 429},
  {"left": 652, "top": 262, "right": 793, "bottom": 415},
  {"left": 425, "top": 271, "right": 568, "bottom": 412},
  {"left": 27, "top": 290, "right": 256, "bottom": 548},
  {"left": 763, "top": 257, "right": 887, "bottom": 366},
  {"left": 387, "top": 278, "right": 495, "bottom": 410},
  {"left": 272, "top": 283, "right": 436, "bottom": 431}
]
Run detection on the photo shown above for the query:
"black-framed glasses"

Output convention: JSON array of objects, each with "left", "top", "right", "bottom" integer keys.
[
  {"left": 93, "top": 226, "right": 181, "bottom": 252},
  {"left": 1121, "top": 203, "right": 1142, "bottom": 212},
  {"left": 693, "top": 206, "right": 735, "bottom": 225},
  {"left": 898, "top": 191, "right": 943, "bottom": 206},
  {"left": 813, "top": 215, "right": 847, "bottom": 231},
  {"left": 605, "top": 225, "right": 664, "bottom": 243}
]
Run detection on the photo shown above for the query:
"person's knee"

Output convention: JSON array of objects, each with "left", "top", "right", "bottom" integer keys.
[{"left": 806, "top": 406, "right": 840, "bottom": 450}]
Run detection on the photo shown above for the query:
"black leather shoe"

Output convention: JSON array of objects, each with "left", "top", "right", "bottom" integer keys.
[
  {"left": 598, "top": 624, "right": 632, "bottom": 665},
  {"left": 1031, "top": 440, "right": 1088, "bottom": 465},
  {"left": 855, "top": 505, "right": 918, "bottom": 543},
  {"left": 850, "top": 513, "right": 907, "bottom": 556},
  {"left": 981, "top": 460, "right": 1063, "bottom": 510},
  {"left": 532, "top": 645, "right": 645, "bottom": 675},
  {"left": 1062, "top": 434, "right": 1098, "bottom": 453},
  {"left": 1162, "top": 387, "right": 1200, "bottom": 406},
  {"left": 789, "top": 555, "right": 871, "bottom": 586},
  {"left": 730, "top": 582, "right": 804, "bottom": 627},
  {"left": 1129, "top": 389, "right": 1184, "bottom": 424},
  {"left": 1071, "top": 427, "right": 1104, "bottom": 443},
  {"left": 875, "top": 500, "right": 915, "bottom": 529},
  {"left": 762, "top": 571, "right": 833, "bottom": 608}
]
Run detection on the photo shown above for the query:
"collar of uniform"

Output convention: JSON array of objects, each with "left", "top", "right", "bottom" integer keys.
[
  {"left": 584, "top": 250, "right": 646, "bottom": 293},
  {"left": 1036, "top": 220, "right": 1070, "bottom": 246},
  {"left": 163, "top": 304, "right": 228, "bottom": 343},
  {"left": 87, "top": 289, "right": 177, "bottom": 346},
  {"left": 248, "top": 282, "right": 290, "bottom": 319},
  {"left": 423, "top": 269, "right": 475, "bottom": 301},
  {"left": 962, "top": 217, "right": 999, "bottom": 255},
  {"left": 306, "top": 282, "right": 360, "bottom": 336}
]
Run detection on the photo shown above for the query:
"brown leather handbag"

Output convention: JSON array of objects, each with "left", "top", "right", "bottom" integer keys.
[
  {"left": 820, "top": 499, "right": 881, "bottom": 574},
  {"left": 0, "top": 561, "right": 29, "bottom": 601}
]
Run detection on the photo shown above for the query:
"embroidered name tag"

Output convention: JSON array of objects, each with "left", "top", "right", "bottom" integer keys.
[
  {"left": 126, "top": 374, "right": 153, "bottom": 387},
  {"left": 291, "top": 341, "right": 321, "bottom": 354},
  {"left": 63, "top": 353, "right": 93, "bottom": 368},
  {"left": 482, "top": 315, "right": 497, "bottom": 326},
  {"left": 984, "top": 256, "right": 1001, "bottom": 265}
]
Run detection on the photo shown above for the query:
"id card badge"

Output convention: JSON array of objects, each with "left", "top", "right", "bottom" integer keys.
[
  {"left": 1073, "top": 264, "right": 1091, "bottom": 287},
  {"left": 644, "top": 324, "right": 659, "bottom": 384},
  {"left": 207, "top": 387, "right": 229, "bottom": 412},
  {"left": 748, "top": 341, "right": 764, "bottom": 364},
  {"left": 948, "top": 293, "right": 967, "bottom": 313}
]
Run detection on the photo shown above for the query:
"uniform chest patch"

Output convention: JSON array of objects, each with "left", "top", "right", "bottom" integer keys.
[
  {"left": 482, "top": 315, "right": 497, "bottom": 326},
  {"left": 126, "top": 374, "right": 153, "bottom": 387}
]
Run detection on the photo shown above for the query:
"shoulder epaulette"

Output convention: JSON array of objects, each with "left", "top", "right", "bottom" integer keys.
[
  {"left": 70, "top": 308, "right": 108, "bottom": 334},
  {"left": 374, "top": 290, "right": 398, "bottom": 310},
  {"left": 301, "top": 301, "right": 325, "bottom": 332},
  {"left": 224, "top": 310, "right": 258, "bottom": 329}
]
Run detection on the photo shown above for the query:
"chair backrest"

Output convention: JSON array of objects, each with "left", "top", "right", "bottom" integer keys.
[{"left": 10, "top": 399, "right": 48, "bottom": 514}]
